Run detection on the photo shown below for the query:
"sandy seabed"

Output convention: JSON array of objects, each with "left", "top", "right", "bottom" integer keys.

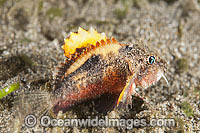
[{"left": 0, "top": 0, "right": 200, "bottom": 132}]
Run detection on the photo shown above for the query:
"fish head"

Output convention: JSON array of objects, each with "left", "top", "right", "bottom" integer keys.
[{"left": 125, "top": 43, "right": 168, "bottom": 89}]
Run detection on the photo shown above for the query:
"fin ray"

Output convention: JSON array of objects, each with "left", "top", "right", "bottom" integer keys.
[{"left": 63, "top": 27, "right": 107, "bottom": 58}]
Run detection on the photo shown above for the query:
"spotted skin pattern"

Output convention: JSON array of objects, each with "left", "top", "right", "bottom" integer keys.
[{"left": 50, "top": 28, "right": 167, "bottom": 114}]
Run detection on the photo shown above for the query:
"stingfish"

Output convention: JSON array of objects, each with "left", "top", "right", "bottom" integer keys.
[
  {"left": 51, "top": 27, "right": 168, "bottom": 114},
  {"left": 13, "top": 27, "right": 168, "bottom": 127}
]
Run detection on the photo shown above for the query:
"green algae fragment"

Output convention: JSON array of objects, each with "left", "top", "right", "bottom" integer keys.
[
  {"left": 0, "top": 0, "right": 7, "bottom": 7},
  {"left": 47, "top": 7, "right": 62, "bottom": 19},
  {"left": 183, "top": 88, "right": 189, "bottom": 97},
  {"left": 20, "top": 37, "right": 32, "bottom": 44},
  {"left": 194, "top": 87, "right": 200, "bottom": 98},
  {"left": 175, "top": 117, "right": 185, "bottom": 131},
  {"left": 176, "top": 58, "right": 188, "bottom": 73},
  {"left": 38, "top": 0, "right": 44, "bottom": 11},
  {"left": 114, "top": 0, "right": 130, "bottom": 20},
  {"left": 181, "top": 101, "right": 194, "bottom": 117},
  {"left": 20, "top": 54, "right": 35, "bottom": 66},
  {"left": 114, "top": 8, "right": 127, "bottom": 20},
  {"left": 0, "top": 82, "right": 20, "bottom": 99}
]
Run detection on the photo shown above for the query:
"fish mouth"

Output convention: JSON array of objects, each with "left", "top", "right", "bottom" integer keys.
[
  {"left": 136, "top": 69, "right": 169, "bottom": 89},
  {"left": 144, "top": 70, "right": 169, "bottom": 88},
  {"left": 161, "top": 74, "right": 169, "bottom": 86},
  {"left": 157, "top": 70, "right": 169, "bottom": 86}
]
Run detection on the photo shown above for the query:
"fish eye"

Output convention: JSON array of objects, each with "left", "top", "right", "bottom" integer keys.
[{"left": 148, "top": 56, "right": 155, "bottom": 64}]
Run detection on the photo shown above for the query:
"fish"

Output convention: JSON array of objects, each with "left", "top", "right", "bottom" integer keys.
[
  {"left": 12, "top": 27, "right": 168, "bottom": 129},
  {"left": 51, "top": 27, "right": 168, "bottom": 114}
]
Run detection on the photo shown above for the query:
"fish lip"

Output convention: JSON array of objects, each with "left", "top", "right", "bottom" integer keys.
[
  {"left": 157, "top": 70, "right": 163, "bottom": 81},
  {"left": 143, "top": 70, "right": 169, "bottom": 88},
  {"left": 162, "top": 74, "right": 170, "bottom": 87},
  {"left": 157, "top": 70, "right": 170, "bottom": 87}
]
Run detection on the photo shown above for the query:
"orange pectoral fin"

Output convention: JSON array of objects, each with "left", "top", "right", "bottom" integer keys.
[
  {"left": 117, "top": 74, "right": 136, "bottom": 109},
  {"left": 117, "top": 83, "right": 128, "bottom": 106}
]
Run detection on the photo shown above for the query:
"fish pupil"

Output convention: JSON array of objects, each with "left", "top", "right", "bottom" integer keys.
[{"left": 149, "top": 56, "right": 155, "bottom": 64}]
